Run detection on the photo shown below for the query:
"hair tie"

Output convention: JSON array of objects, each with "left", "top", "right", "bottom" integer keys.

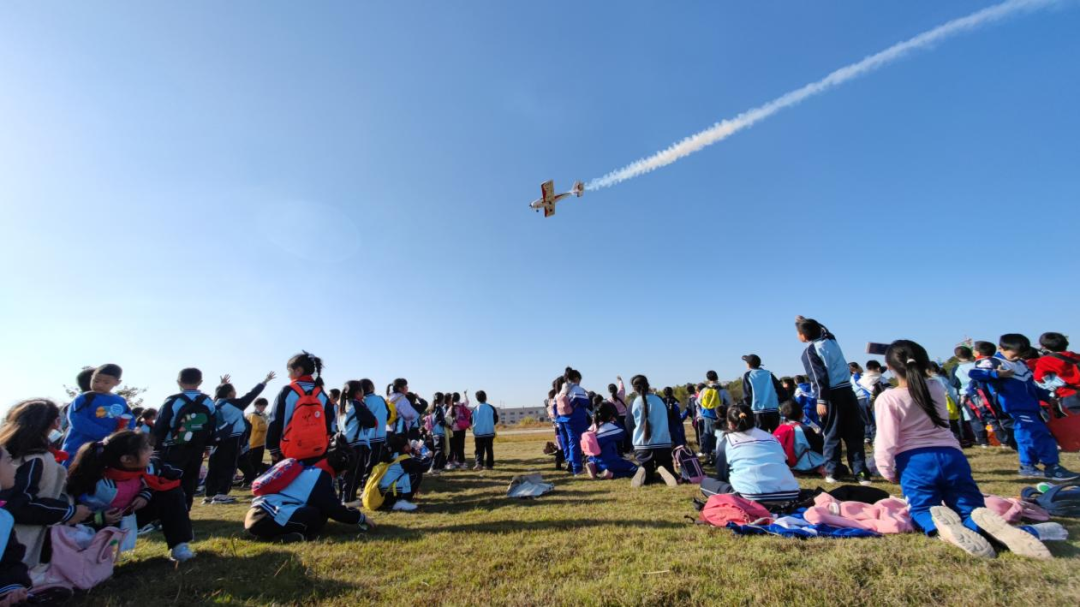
[
  {"left": 738, "top": 413, "right": 747, "bottom": 419},
  {"left": 906, "top": 358, "right": 917, "bottom": 364}
]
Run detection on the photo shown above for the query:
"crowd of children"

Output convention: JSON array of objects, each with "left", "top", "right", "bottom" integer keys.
[{"left": 0, "top": 321, "right": 1077, "bottom": 601}]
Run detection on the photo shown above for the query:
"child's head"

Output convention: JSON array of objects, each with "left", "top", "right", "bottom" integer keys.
[
  {"left": 865, "top": 360, "right": 884, "bottom": 372},
  {"left": 1020, "top": 347, "right": 1041, "bottom": 361},
  {"left": 662, "top": 387, "right": 674, "bottom": 400},
  {"left": 76, "top": 366, "right": 96, "bottom": 393},
  {"left": 287, "top": 351, "right": 324, "bottom": 385},
  {"left": 706, "top": 370, "right": 718, "bottom": 382},
  {"left": 795, "top": 375, "right": 808, "bottom": 384},
  {"left": 91, "top": 364, "right": 123, "bottom": 394},
  {"left": 607, "top": 383, "right": 619, "bottom": 398},
  {"left": 452, "top": 392, "right": 461, "bottom": 403},
  {"left": 215, "top": 382, "right": 236, "bottom": 401},
  {"left": 954, "top": 346, "right": 974, "bottom": 361},
  {"left": 384, "top": 433, "right": 408, "bottom": 459},
  {"left": 742, "top": 355, "right": 762, "bottom": 370},
  {"left": 340, "top": 381, "right": 364, "bottom": 413},
  {"left": 139, "top": 408, "right": 157, "bottom": 423},
  {"left": 884, "top": 340, "right": 948, "bottom": 429},
  {"left": 998, "top": 334, "right": 1031, "bottom": 361},
  {"left": 253, "top": 398, "right": 268, "bottom": 412},
  {"left": 67, "top": 431, "right": 153, "bottom": 497},
  {"left": 131, "top": 407, "right": 145, "bottom": 421},
  {"left": 432, "top": 392, "right": 444, "bottom": 406},
  {"left": 848, "top": 362, "right": 863, "bottom": 374},
  {"left": 329, "top": 388, "right": 341, "bottom": 404},
  {"left": 795, "top": 316, "right": 823, "bottom": 343},
  {"left": 726, "top": 404, "right": 754, "bottom": 432},
  {"left": 392, "top": 378, "right": 409, "bottom": 395},
  {"left": 547, "top": 388, "right": 556, "bottom": 400},
  {"left": 0, "top": 399, "right": 62, "bottom": 458},
  {"left": 684, "top": 383, "right": 695, "bottom": 394},
  {"left": 779, "top": 400, "right": 803, "bottom": 422},
  {"left": 177, "top": 367, "right": 203, "bottom": 390},
  {"left": 1039, "top": 332, "right": 1069, "bottom": 353},
  {"left": 359, "top": 379, "right": 375, "bottom": 396},
  {"left": 0, "top": 447, "right": 15, "bottom": 491},
  {"left": 974, "top": 341, "right": 997, "bottom": 358},
  {"left": 325, "top": 434, "right": 355, "bottom": 474},
  {"left": 596, "top": 402, "right": 617, "bottom": 424},
  {"left": 564, "top": 367, "right": 582, "bottom": 384}
]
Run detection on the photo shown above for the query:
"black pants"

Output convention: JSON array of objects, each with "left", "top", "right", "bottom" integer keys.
[
  {"left": 857, "top": 396, "right": 877, "bottom": 441},
  {"left": 161, "top": 444, "right": 205, "bottom": 510},
  {"left": 135, "top": 486, "right": 193, "bottom": 549},
  {"left": 821, "top": 388, "right": 868, "bottom": 477},
  {"left": 339, "top": 444, "right": 370, "bottom": 503},
  {"left": 616, "top": 415, "right": 632, "bottom": 454},
  {"left": 239, "top": 445, "right": 266, "bottom": 484},
  {"left": 430, "top": 434, "right": 447, "bottom": 471},
  {"left": 205, "top": 436, "right": 241, "bottom": 497},
  {"left": 634, "top": 447, "right": 674, "bottom": 485},
  {"left": 474, "top": 436, "right": 495, "bottom": 468},
  {"left": 754, "top": 411, "right": 780, "bottom": 434},
  {"left": 360, "top": 441, "right": 385, "bottom": 489},
  {"left": 245, "top": 505, "right": 326, "bottom": 540},
  {"left": 450, "top": 430, "right": 466, "bottom": 465}
]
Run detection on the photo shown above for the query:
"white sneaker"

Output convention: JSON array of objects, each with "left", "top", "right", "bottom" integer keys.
[
  {"left": 169, "top": 543, "right": 196, "bottom": 562},
  {"left": 930, "top": 506, "right": 995, "bottom": 558},
  {"left": 391, "top": 500, "right": 418, "bottom": 512},
  {"left": 971, "top": 507, "right": 1052, "bottom": 559},
  {"left": 824, "top": 475, "right": 838, "bottom": 484},
  {"left": 656, "top": 466, "right": 679, "bottom": 487},
  {"left": 631, "top": 466, "right": 647, "bottom": 489}
]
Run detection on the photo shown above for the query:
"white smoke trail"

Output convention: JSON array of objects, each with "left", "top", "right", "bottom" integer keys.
[{"left": 586, "top": 0, "right": 1059, "bottom": 190}]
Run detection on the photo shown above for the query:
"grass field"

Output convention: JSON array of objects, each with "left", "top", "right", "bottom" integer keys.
[{"left": 74, "top": 430, "right": 1080, "bottom": 606}]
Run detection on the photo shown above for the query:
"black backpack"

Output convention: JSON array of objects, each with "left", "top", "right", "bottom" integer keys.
[
  {"left": 168, "top": 393, "right": 215, "bottom": 447},
  {"left": 1024, "top": 481, "right": 1080, "bottom": 518}
]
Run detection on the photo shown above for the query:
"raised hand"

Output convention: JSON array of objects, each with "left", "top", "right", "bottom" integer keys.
[
  {"left": 220, "top": 374, "right": 231, "bottom": 385},
  {"left": 264, "top": 371, "right": 277, "bottom": 384}
]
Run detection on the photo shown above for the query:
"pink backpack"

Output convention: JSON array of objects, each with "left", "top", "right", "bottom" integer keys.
[
  {"left": 45, "top": 525, "right": 127, "bottom": 590},
  {"left": 580, "top": 430, "right": 601, "bottom": 457},
  {"left": 699, "top": 494, "right": 772, "bottom": 527},
  {"left": 252, "top": 458, "right": 303, "bottom": 496}
]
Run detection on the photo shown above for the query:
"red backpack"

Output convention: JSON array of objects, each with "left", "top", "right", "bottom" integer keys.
[
  {"left": 251, "top": 458, "right": 303, "bottom": 496},
  {"left": 280, "top": 384, "right": 329, "bottom": 460},
  {"left": 699, "top": 494, "right": 772, "bottom": 527}
]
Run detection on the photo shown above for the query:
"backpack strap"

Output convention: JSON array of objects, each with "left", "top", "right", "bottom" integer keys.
[{"left": 290, "top": 383, "right": 320, "bottom": 399}]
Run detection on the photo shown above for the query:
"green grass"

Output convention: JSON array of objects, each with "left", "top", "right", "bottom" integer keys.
[{"left": 76, "top": 432, "right": 1080, "bottom": 606}]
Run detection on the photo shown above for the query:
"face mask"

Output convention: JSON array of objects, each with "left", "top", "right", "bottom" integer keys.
[{"left": 48, "top": 429, "right": 64, "bottom": 443}]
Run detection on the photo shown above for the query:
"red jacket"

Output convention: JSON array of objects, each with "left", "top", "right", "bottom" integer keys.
[{"left": 1034, "top": 352, "right": 1080, "bottom": 399}]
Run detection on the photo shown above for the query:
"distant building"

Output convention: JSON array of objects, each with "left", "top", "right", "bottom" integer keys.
[{"left": 497, "top": 406, "right": 549, "bottom": 425}]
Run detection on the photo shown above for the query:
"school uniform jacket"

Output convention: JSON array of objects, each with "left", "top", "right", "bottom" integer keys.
[
  {"left": 152, "top": 390, "right": 214, "bottom": 450},
  {"left": 61, "top": 392, "right": 132, "bottom": 462},
  {"left": 252, "top": 467, "right": 365, "bottom": 527},
  {"left": 629, "top": 394, "right": 672, "bottom": 449},
  {"left": 556, "top": 384, "right": 590, "bottom": 424},
  {"left": 664, "top": 397, "right": 687, "bottom": 447},
  {"left": 362, "top": 395, "right": 390, "bottom": 445},
  {"left": 741, "top": 369, "right": 784, "bottom": 412},
  {"left": 471, "top": 403, "right": 499, "bottom": 438},
  {"left": 342, "top": 399, "right": 377, "bottom": 447},
  {"left": 267, "top": 380, "right": 336, "bottom": 459},
  {"left": 800, "top": 331, "right": 851, "bottom": 404},
  {"left": 1034, "top": 351, "right": 1080, "bottom": 399},
  {"left": 430, "top": 405, "right": 447, "bottom": 437},
  {"left": 215, "top": 383, "right": 267, "bottom": 441},
  {"left": 968, "top": 354, "right": 1048, "bottom": 415},
  {"left": 248, "top": 412, "right": 269, "bottom": 449},
  {"left": 1, "top": 453, "right": 74, "bottom": 567},
  {"left": 0, "top": 511, "right": 31, "bottom": 598},
  {"left": 715, "top": 428, "right": 800, "bottom": 501},
  {"left": 389, "top": 393, "right": 419, "bottom": 435},
  {"left": 773, "top": 422, "right": 824, "bottom": 471},
  {"left": 378, "top": 454, "right": 415, "bottom": 495}
]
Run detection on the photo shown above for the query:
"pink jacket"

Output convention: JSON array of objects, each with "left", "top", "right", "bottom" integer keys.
[
  {"left": 873, "top": 380, "right": 960, "bottom": 482},
  {"left": 803, "top": 493, "right": 913, "bottom": 534}
]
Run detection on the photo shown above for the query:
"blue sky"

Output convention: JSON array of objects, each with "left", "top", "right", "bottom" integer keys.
[{"left": 2, "top": 1, "right": 1078, "bottom": 412}]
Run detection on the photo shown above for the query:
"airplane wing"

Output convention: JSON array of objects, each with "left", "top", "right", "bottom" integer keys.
[
  {"left": 544, "top": 204, "right": 555, "bottom": 218},
  {"left": 540, "top": 180, "right": 555, "bottom": 203}
]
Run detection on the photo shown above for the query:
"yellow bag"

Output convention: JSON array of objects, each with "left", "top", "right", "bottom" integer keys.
[
  {"left": 946, "top": 395, "right": 960, "bottom": 421},
  {"left": 700, "top": 386, "right": 722, "bottom": 411},
  {"left": 361, "top": 454, "right": 410, "bottom": 511}
]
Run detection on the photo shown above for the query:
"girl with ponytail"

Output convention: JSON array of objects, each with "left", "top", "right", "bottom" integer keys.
[
  {"left": 338, "top": 380, "right": 377, "bottom": 505},
  {"left": 873, "top": 340, "right": 1035, "bottom": 558},
  {"left": 626, "top": 375, "right": 677, "bottom": 488},
  {"left": 713, "top": 404, "right": 800, "bottom": 502},
  {"left": 266, "top": 351, "right": 335, "bottom": 463},
  {"left": 554, "top": 368, "right": 590, "bottom": 476}
]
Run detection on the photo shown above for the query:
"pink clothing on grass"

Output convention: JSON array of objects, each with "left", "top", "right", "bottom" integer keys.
[
  {"left": 873, "top": 380, "right": 960, "bottom": 482},
  {"left": 803, "top": 493, "right": 913, "bottom": 534}
]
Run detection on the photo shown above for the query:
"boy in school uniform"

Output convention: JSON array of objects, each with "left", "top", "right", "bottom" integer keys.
[
  {"left": 153, "top": 368, "right": 217, "bottom": 509},
  {"left": 969, "top": 334, "right": 1079, "bottom": 481},
  {"left": 471, "top": 391, "right": 499, "bottom": 470},
  {"left": 740, "top": 354, "right": 785, "bottom": 433}
]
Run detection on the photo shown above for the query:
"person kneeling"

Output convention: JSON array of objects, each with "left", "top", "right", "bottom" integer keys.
[
  {"left": 246, "top": 436, "right": 375, "bottom": 542},
  {"left": 773, "top": 400, "right": 825, "bottom": 476},
  {"left": 365, "top": 434, "right": 424, "bottom": 512},
  {"left": 586, "top": 403, "right": 638, "bottom": 480},
  {"left": 713, "top": 405, "right": 801, "bottom": 503}
]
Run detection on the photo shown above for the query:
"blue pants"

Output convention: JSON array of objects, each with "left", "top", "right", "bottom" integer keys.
[
  {"left": 1010, "top": 412, "right": 1058, "bottom": 467},
  {"left": 896, "top": 446, "right": 984, "bottom": 535},
  {"left": 700, "top": 416, "right": 717, "bottom": 456},
  {"left": 589, "top": 454, "right": 638, "bottom": 478},
  {"left": 557, "top": 417, "right": 588, "bottom": 474}
]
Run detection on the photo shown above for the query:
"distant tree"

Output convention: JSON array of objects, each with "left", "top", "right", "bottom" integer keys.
[{"left": 63, "top": 384, "right": 148, "bottom": 408}]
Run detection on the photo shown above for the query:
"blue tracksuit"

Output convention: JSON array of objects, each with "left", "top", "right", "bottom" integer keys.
[
  {"left": 715, "top": 428, "right": 800, "bottom": 502},
  {"left": 62, "top": 392, "right": 132, "bottom": 464},
  {"left": 342, "top": 398, "right": 377, "bottom": 448},
  {"left": 557, "top": 385, "right": 590, "bottom": 474},
  {"left": 895, "top": 446, "right": 984, "bottom": 534},
  {"left": 969, "top": 354, "right": 1058, "bottom": 467},
  {"left": 665, "top": 397, "right": 687, "bottom": 447},
  {"left": 742, "top": 369, "right": 782, "bottom": 412},
  {"left": 472, "top": 403, "right": 498, "bottom": 438},
  {"left": 588, "top": 422, "right": 637, "bottom": 478},
  {"left": 794, "top": 382, "right": 820, "bottom": 426},
  {"left": 362, "top": 395, "right": 389, "bottom": 447},
  {"left": 800, "top": 330, "right": 867, "bottom": 476},
  {"left": 630, "top": 394, "right": 672, "bottom": 449}
]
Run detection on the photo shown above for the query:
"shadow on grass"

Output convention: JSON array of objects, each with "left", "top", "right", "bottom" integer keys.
[
  {"left": 81, "top": 549, "right": 364, "bottom": 605},
  {"left": 317, "top": 517, "right": 688, "bottom": 544}
]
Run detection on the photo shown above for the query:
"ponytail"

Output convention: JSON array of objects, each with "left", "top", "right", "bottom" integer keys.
[
  {"left": 726, "top": 404, "right": 754, "bottom": 433},
  {"left": 631, "top": 375, "right": 651, "bottom": 442},
  {"left": 885, "top": 340, "right": 948, "bottom": 428},
  {"left": 288, "top": 351, "right": 324, "bottom": 387}
]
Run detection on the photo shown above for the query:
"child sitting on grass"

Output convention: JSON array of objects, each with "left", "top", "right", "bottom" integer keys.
[
  {"left": 67, "top": 430, "right": 196, "bottom": 562},
  {"left": 875, "top": 339, "right": 1052, "bottom": 559},
  {"left": 585, "top": 403, "right": 638, "bottom": 480},
  {"left": 714, "top": 404, "right": 800, "bottom": 503},
  {"left": 373, "top": 434, "right": 424, "bottom": 512},
  {"left": 773, "top": 400, "right": 825, "bottom": 474},
  {"left": 246, "top": 435, "right": 375, "bottom": 542}
]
